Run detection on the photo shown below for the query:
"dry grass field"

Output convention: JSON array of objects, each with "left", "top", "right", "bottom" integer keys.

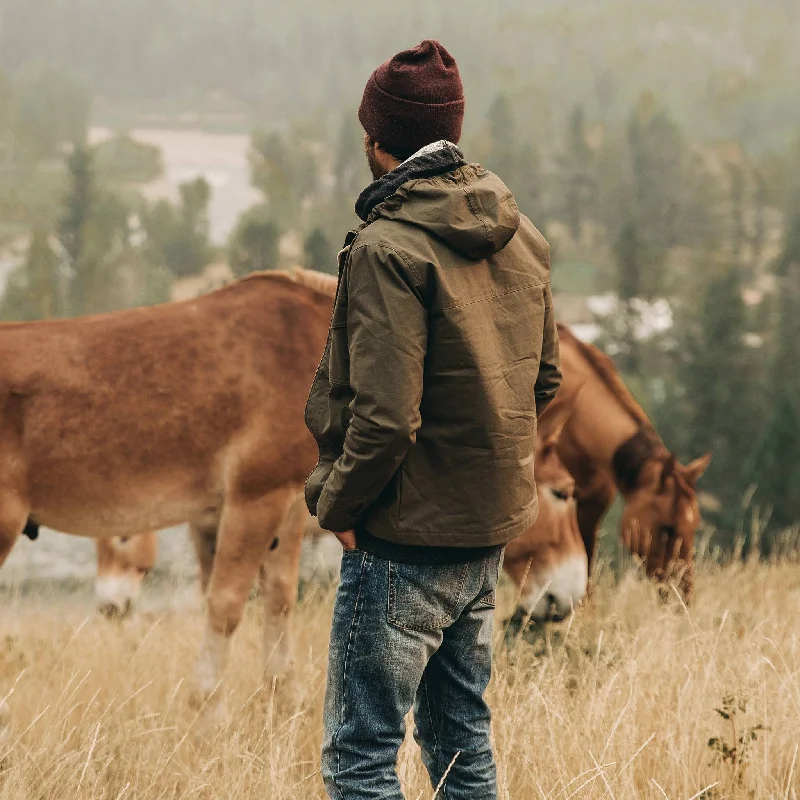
[{"left": 0, "top": 554, "right": 798, "bottom": 799}]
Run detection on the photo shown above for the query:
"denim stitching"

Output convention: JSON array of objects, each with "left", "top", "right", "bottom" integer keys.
[
  {"left": 478, "top": 556, "right": 497, "bottom": 607},
  {"left": 419, "top": 672, "right": 443, "bottom": 791},
  {"left": 330, "top": 552, "right": 370, "bottom": 799}
]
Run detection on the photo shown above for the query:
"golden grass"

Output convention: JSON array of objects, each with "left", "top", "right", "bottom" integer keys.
[{"left": 0, "top": 559, "right": 798, "bottom": 799}]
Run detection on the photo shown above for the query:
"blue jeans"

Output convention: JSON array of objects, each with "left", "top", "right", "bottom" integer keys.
[{"left": 322, "top": 549, "right": 502, "bottom": 800}]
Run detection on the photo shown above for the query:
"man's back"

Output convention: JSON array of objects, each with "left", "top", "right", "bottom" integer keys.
[{"left": 332, "top": 159, "right": 559, "bottom": 547}]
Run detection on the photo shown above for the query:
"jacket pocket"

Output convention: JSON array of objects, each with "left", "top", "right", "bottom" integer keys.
[{"left": 387, "top": 561, "right": 470, "bottom": 632}]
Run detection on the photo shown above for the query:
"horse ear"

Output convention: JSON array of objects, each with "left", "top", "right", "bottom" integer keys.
[
  {"left": 684, "top": 453, "right": 712, "bottom": 485},
  {"left": 540, "top": 384, "right": 585, "bottom": 444},
  {"left": 660, "top": 453, "right": 677, "bottom": 488}
]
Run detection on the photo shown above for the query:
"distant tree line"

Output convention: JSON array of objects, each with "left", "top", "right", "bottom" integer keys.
[{"left": 1, "top": 0, "right": 799, "bottom": 151}]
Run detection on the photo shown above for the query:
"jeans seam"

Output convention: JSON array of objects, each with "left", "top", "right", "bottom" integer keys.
[
  {"left": 331, "top": 552, "right": 370, "bottom": 799},
  {"left": 422, "top": 673, "right": 440, "bottom": 759},
  {"left": 430, "top": 633, "right": 469, "bottom": 797},
  {"left": 433, "top": 559, "right": 497, "bottom": 796},
  {"left": 420, "top": 671, "right": 449, "bottom": 798}
]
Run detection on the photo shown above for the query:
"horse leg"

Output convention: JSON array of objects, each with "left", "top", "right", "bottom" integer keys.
[
  {"left": 189, "top": 522, "right": 218, "bottom": 595},
  {"left": 195, "top": 487, "right": 296, "bottom": 700},
  {"left": 0, "top": 396, "right": 28, "bottom": 565},
  {"left": 0, "top": 491, "right": 28, "bottom": 567},
  {"left": 0, "top": 489, "right": 29, "bottom": 730},
  {"left": 258, "top": 492, "right": 305, "bottom": 677}
]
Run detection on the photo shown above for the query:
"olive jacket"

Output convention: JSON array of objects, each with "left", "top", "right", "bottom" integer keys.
[{"left": 305, "top": 143, "right": 561, "bottom": 547}]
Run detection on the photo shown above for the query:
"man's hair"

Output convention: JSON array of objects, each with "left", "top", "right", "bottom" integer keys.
[
  {"left": 385, "top": 145, "right": 416, "bottom": 162},
  {"left": 367, "top": 134, "right": 415, "bottom": 164}
]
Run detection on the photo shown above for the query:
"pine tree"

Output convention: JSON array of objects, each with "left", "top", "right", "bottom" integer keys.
[
  {"left": 678, "top": 265, "right": 764, "bottom": 532},
  {"left": 0, "top": 228, "right": 60, "bottom": 321},
  {"left": 627, "top": 93, "right": 685, "bottom": 295},
  {"left": 25, "top": 227, "right": 60, "bottom": 318},
  {"left": 614, "top": 219, "right": 642, "bottom": 374},
  {"left": 228, "top": 205, "right": 280, "bottom": 277},
  {"left": 334, "top": 112, "right": 366, "bottom": 197},
  {"left": 563, "top": 105, "right": 594, "bottom": 243},
  {"left": 59, "top": 144, "right": 96, "bottom": 316},
  {"left": 140, "top": 177, "right": 212, "bottom": 279},
  {"left": 486, "top": 94, "right": 517, "bottom": 181},
  {"left": 515, "top": 141, "right": 545, "bottom": 225},
  {"left": 748, "top": 209, "right": 800, "bottom": 530},
  {"left": 304, "top": 228, "right": 336, "bottom": 274}
]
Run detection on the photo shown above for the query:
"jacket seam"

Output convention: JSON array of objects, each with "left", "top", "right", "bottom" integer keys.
[
  {"left": 438, "top": 279, "right": 547, "bottom": 311},
  {"left": 350, "top": 242, "right": 424, "bottom": 287},
  {"left": 461, "top": 184, "right": 491, "bottom": 248}
]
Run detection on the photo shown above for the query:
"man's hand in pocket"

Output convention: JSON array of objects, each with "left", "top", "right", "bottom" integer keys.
[{"left": 334, "top": 530, "right": 357, "bottom": 551}]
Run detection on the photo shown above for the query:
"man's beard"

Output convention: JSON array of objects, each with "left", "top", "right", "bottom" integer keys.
[{"left": 364, "top": 138, "right": 389, "bottom": 181}]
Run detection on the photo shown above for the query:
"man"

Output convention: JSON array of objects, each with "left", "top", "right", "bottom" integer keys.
[{"left": 305, "top": 39, "right": 561, "bottom": 800}]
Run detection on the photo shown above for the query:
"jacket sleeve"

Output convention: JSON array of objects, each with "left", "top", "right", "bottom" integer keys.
[
  {"left": 303, "top": 336, "right": 337, "bottom": 516},
  {"left": 535, "top": 281, "right": 562, "bottom": 418},
  {"left": 316, "top": 244, "right": 427, "bottom": 533}
]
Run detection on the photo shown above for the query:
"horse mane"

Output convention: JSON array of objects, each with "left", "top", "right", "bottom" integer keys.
[
  {"left": 612, "top": 428, "right": 665, "bottom": 492},
  {"left": 234, "top": 267, "right": 338, "bottom": 300},
  {"left": 557, "top": 323, "right": 652, "bottom": 428}
]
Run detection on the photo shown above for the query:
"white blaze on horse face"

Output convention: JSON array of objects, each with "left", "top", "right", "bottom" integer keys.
[
  {"left": 518, "top": 553, "right": 589, "bottom": 622},
  {"left": 95, "top": 572, "right": 142, "bottom": 617}
]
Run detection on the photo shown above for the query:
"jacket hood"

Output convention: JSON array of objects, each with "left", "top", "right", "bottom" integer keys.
[
  {"left": 356, "top": 141, "right": 520, "bottom": 259},
  {"left": 377, "top": 165, "right": 521, "bottom": 259}
]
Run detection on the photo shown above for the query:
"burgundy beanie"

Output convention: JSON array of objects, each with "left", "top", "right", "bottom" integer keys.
[{"left": 358, "top": 40, "right": 465, "bottom": 155}]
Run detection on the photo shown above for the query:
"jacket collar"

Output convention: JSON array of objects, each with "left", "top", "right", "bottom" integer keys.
[{"left": 354, "top": 140, "right": 466, "bottom": 222}]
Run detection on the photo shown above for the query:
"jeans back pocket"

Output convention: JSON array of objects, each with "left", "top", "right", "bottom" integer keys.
[{"left": 387, "top": 561, "right": 470, "bottom": 632}]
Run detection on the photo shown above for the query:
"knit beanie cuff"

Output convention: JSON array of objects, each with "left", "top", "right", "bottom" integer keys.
[{"left": 358, "top": 73, "right": 465, "bottom": 154}]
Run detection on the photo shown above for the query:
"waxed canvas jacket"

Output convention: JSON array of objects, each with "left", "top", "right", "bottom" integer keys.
[{"left": 305, "top": 149, "right": 561, "bottom": 547}]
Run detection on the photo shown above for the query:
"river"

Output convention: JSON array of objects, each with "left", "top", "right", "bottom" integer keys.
[{"left": 90, "top": 127, "right": 261, "bottom": 244}]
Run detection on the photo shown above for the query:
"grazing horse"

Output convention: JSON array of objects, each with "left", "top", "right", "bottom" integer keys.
[
  {"left": 95, "top": 534, "right": 157, "bottom": 618},
  {"left": 0, "top": 268, "right": 336, "bottom": 699},
  {"left": 91, "top": 398, "right": 587, "bottom": 639},
  {"left": 503, "top": 391, "right": 586, "bottom": 627},
  {"left": 553, "top": 324, "right": 711, "bottom": 600}
]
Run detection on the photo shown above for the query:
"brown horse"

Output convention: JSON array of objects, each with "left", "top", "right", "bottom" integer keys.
[
  {"left": 551, "top": 324, "right": 711, "bottom": 599},
  {"left": 0, "top": 268, "right": 336, "bottom": 700},
  {"left": 503, "top": 390, "right": 586, "bottom": 626},
  {"left": 91, "top": 398, "right": 587, "bottom": 637},
  {"left": 96, "top": 534, "right": 157, "bottom": 617}
]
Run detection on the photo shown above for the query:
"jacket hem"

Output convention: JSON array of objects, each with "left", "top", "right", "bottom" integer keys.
[{"left": 362, "top": 502, "right": 539, "bottom": 548}]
